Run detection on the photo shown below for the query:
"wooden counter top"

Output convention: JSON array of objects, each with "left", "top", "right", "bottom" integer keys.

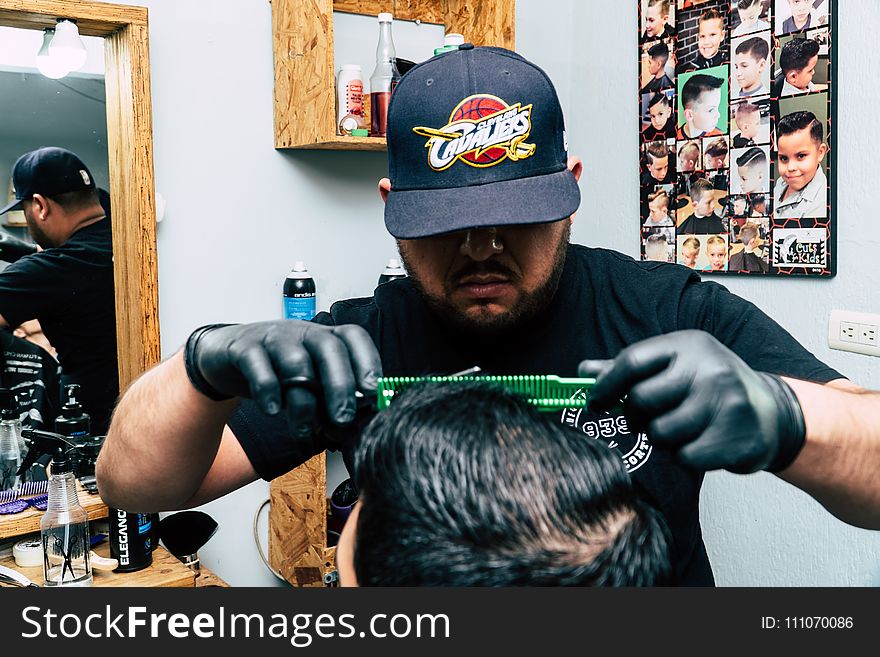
[
  {"left": 0, "top": 482, "right": 108, "bottom": 540},
  {"left": 0, "top": 543, "right": 198, "bottom": 587}
]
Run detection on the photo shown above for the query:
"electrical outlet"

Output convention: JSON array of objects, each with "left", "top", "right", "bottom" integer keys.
[
  {"left": 829, "top": 310, "right": 880, "bottom": 358},
  {"left": 840, "top": 321, "right": 859, "bottom": 343}
]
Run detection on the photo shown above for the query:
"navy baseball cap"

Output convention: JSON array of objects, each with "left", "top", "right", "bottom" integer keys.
[
  {"left": 384, "top": 45, "right": 580, "bottom": 239},
  {"left": 0, "top": 147, "right": 96, "bottom": 216}
]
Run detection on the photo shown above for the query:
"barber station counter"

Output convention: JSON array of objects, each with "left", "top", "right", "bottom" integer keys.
[{"left": 0, "top": 483, "right": 228, "bottom": 588}]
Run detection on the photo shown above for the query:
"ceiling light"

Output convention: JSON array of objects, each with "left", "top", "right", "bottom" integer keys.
[
  {"left": 49, "top": 19, "right": 88, "bottom": 73},
  {"left": 35, "top": 28, "right": 70, "bottom": 79}
]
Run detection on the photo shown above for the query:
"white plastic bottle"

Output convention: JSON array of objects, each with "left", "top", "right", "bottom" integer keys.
[
  {"left": 41, "top": 449, "right": 92, "bottom": 587},
  {"left": 336, "top": 64, "right": 365, "bottom": 135}
]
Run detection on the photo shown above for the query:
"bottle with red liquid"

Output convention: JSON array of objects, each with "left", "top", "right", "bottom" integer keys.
[{"left": 369, "top": 12, "right": 399, "bottom": 137}]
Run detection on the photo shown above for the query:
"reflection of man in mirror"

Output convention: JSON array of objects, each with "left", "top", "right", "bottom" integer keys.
[{"left": 0, "top": 147, "right": 118, "bottom": 435}]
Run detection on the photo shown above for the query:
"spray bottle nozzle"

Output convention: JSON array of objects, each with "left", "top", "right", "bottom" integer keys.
[{"left": 18, "top": 428, "right": 103, "bottom": 477}]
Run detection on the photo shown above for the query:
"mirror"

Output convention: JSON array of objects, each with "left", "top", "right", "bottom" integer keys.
[
  {"left": 0, "top": 0, "right": 159, "bottom": 435},
  {"left": 0, "top": 25, "right": 116, "bottom": 432}
]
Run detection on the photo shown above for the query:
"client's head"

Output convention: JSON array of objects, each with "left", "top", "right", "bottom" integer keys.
[{"left": 337, "top": 381, "right": 671, "bottom": 586}]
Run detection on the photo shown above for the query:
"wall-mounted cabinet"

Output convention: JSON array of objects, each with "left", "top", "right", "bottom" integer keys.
[{"left": 272, "top": 0, "right": 516, "bottom": 151}]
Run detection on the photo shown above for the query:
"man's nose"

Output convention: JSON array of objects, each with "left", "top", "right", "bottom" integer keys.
[{"left": 459, "top": 227, "right": 504, "bottom": 260}]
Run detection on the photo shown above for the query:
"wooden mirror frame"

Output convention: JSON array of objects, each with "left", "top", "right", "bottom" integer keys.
[{"left": 0, "top": 0, "right": 159, "bottom": 390}]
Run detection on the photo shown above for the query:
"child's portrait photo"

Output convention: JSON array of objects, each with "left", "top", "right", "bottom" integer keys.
[
  {"left": 731, "top": 0, "right": 771, "bottom": 38},
  {"left": 677, "top": 235, "right": 702, "bottom": 269},
  {"left": 773, "top": 98, "right": 829, "bottom": 219},
  {"left": 643, "top": 229, "right": 676, "bottom": 263},
  {"left": 675, "top": 1, "right": 728, "bottom": 72},
  {"left": 641, "top": 0, "right": 676, "bottom": 42},
  {"left": 641, "top": 140, "right": 676, "bottom": 187},
  {"left": 677, "top": 67, "right": 728, "bottom": 139},
  {"left": 641, "top": 91, "right": 677, "bottom": 142},
  {"left": 776, "top": 0, "right": 829, "bottom": 37},
  {"left": 641, "top": 39, "right": 676, "bottom": 93},
  {"left": 644, "top": 188, "right": 676, "bottom": 227},
  {"left": 700, "top": 234, "right": 728, "bottom": 272},
  {"left": 677, "top": 140, "right": 703, "bottom": 173},
  {"left": 775, "top": 35, "right": 829, "bottom": 97},
  {"left": 731, "top": 145, "right": 770, "bottom": 194},
  {"left": 749, "top": 192, "right": 771, "bottom": 217},
  {"left": 676, "top": 176, "right": 728, "bottom": 234},
  {"left": 730, "top": 98, "right": 771, "bottom": 147},
  {"left": 728, "top": 219, "right": 770, "bottom": 273},
  {"left": 728, "top": 194, "right": 750, "bottom": 218},
  {"left": 703, "top": 136, "right": 729, "bottom": 170},
  {"left": 731, "top": 33, "right": 771, "bottom": 100}
]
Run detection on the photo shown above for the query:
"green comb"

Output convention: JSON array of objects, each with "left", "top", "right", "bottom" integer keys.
[{"left": 375, "top": 375, "right": 598, "bottom": 412}]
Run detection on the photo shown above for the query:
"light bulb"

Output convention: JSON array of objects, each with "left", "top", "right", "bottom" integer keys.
[
  {"left": 35, "top": 28, "right": 71, "bottom": 79},
  {"left": 49, "top": 19, "right": 88, "bottom": 72}
]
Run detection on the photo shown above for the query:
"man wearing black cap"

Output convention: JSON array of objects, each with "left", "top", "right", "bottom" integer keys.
[
  {"left": 98, "top": 46, "right": 880, "bottom": 586},
  {"left": 0, "top": 147, "right": 118, "bottom": 434}
]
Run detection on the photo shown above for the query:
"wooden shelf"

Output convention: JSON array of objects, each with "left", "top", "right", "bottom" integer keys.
[
  {"left": 297, "top": 136, "right": 388, "bottom": 151},
  {"left": 272, "top": 0, "right": 515, "bottom": 151},
  {"left": 0, "top": 544, "right": 198, "bottom": 588},
  {"left": 0, "top": 482, "right": 108, "bottom": 541}
]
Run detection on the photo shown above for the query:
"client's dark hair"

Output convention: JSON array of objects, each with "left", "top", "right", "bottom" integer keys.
[{"left": 352, "top": 381, "right": 671, "bottom": 586}]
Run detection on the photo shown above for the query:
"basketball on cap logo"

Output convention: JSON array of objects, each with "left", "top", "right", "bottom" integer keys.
[{"left": 414, "top": 94, "right": 536, "bottom": 171}]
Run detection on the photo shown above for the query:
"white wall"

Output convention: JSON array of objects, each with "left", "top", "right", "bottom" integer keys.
[
  {"left": 132, "top": 0, "right": 877, "bottom": 586},
  {"left": 571, "top": 1, "right": 880, "bottom": 586}
]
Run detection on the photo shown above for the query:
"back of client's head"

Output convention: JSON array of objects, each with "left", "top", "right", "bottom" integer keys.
[{"left": 351, "top": 381, "right": 671, "bottom": 586}]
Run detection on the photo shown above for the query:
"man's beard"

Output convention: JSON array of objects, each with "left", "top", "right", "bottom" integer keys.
[
  {"left": 24, "top": 206, "right": 51, "bottom": 249},
  {"left": 401, "top": 223, "right": 570, "bottom": 337}
]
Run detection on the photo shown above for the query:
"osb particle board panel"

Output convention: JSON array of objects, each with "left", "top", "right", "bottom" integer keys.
[
  {"left": 273, "top": 0, "right": 337, "bottom": 148},
  {"left": 334, "top": 0, "right": 446, "bottom": 24},
  {"left": 446, "top": 0, "right": 515, "bottom": 48},
  {"left": 268, "top": 452, "right": 327, "bottom": 587}
]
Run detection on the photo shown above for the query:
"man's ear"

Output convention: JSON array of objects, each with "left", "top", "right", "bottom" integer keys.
[
  {"left": 378, "top": 178, "right": 392, "bottom": 203},
  {"left": 30, "top": 194, "right": 50, "bottom": 221},
  {"left": 785, "top": 70, "right": 799, "bottom": 85},
  {"left": 567, "top": 156, "right": 583, "bottom": 183}
]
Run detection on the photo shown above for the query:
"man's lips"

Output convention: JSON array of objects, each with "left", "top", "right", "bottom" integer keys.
[{"left": 455, "top": 275, "right": 512, "bottom": 299}]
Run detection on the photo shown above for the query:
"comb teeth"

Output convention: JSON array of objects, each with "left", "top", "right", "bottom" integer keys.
[
  {"left": 376, "top": 375, "right": 596, "bottom": 411},
  {"left": 0, "top": 480, "right": 49, "bottom": 503}
]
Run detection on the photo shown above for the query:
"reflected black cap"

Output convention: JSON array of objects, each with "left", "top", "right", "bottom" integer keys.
[
  {"left": 384, "top": 45, "right": 580, "bottom": 239},
  {"left": 0, "top": 147, "right": 95, "bottom": 216}
]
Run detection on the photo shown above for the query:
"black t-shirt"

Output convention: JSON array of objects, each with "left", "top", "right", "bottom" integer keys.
[
  {"left": 732, "top": 133, "right": 755, "bottom": 149},
  {"left": 0, "top": 329, "right": 60, "bottom": 429},
  {"left": 677, "top": 212, "right": 726, "bottom": 235},
  {"left": 0, "top": 220, "right": 117, "bottom": 434},
  {"left": 679, "top": 50, "right": 727, "bottom": 72},
  {"left": 641, "top": 74, "right": 675, "bottom": 94},
  {"left": 230, "top": 245, "right": 842, "bottom": 586},
  {"left": 642, "top": 117, "right": 676, "bottom": 142}
]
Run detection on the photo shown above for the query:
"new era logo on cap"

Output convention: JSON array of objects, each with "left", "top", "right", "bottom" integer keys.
[
  {"left": 0, "top": 147, "right": 96, "bottom": 216},
  {"left": 384, "top": 46, "right": 580, "bottom": 240}
]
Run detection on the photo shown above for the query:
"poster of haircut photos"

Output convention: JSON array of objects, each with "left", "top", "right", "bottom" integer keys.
[{"left": 638, "top": 0, "right": 835, "bottom": 276}]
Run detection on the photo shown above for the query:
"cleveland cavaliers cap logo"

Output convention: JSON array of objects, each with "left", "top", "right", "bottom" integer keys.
[{"left": 413, "top": 94, "right": 537, "bottom": 171}]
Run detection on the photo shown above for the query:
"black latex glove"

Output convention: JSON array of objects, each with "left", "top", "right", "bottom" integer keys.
[
  {"left": 0, "top": 232, "right": 37, "bottom": 263},
  {"left": 579, "top": 330, "right": 806, "bottom": 474},
  {"left": 183, "top": 321, "right": 382, "bottom": 436}
]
